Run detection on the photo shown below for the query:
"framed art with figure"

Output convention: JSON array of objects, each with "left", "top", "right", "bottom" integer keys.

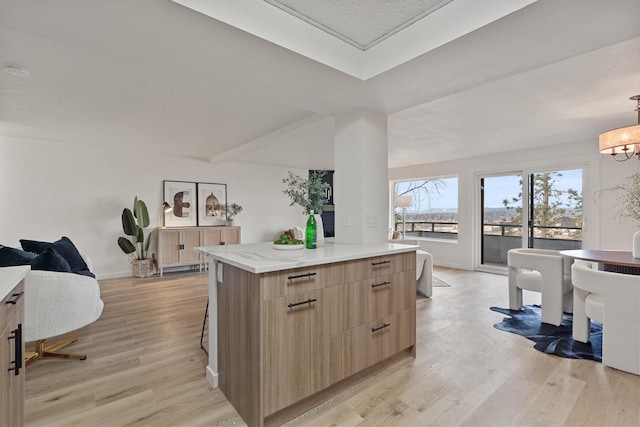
[
  {"left": 197, "top": 182, "right": 227, "bottom": 226},
  {"left": 163, "top": 180, "right": 197, "bottom": 227}
]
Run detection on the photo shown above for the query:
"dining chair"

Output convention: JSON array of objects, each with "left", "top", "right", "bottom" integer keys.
[
  {"left": 507, "top": 248, "right": 573, "bottom": 326},
  {"left": 571, "top": 261, "right": 640, "bottom": 375}
]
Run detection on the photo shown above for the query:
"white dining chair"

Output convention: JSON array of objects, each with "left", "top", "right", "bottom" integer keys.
[
  {"left": 507, "top": 248, "right": 573, "bottom": 326},
  {"left": 571, "top": 261, "right": 640, "bottom": 375}
]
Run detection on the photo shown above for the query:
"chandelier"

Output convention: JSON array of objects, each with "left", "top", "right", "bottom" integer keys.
[{"left": 599, "top": 95, "right": 640, "bottom": 161}]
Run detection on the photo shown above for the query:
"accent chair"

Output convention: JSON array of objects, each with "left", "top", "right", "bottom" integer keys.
[
  {"left": 24, "top": 253, "right": 104, "bottom": 365},
  {"left": 390, "top": 239, "right": 433, "bottom": 297}
]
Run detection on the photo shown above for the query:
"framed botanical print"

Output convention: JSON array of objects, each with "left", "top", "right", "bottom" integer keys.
[
  {"left": 163, "top": 180, "right": 197, "bottom": 227},
  {"left": 197, "top": 182, "right": 227, "bottom": 226}
]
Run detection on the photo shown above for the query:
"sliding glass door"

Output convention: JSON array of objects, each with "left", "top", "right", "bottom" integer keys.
[{"left": 480, "top": 169, "right": 583, "bottom": 268}]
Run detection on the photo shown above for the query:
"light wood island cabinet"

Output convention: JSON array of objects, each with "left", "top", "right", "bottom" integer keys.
[
  {"left": 197, "top": 242, "right": 416, "bottom": 427},
  {"left": 1, "top": 266, "right": 28, "bottom": 427}
]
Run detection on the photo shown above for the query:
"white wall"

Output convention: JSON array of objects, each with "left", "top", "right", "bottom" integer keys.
[
  {"left": 0, "top": 136, "right": 307, "bottom": 278},
  {"left": 389, "top": 140, "right": 640, "bottom": 270},
  {"left": 4, "top": 135, "right": 636, "bottom": 278}
]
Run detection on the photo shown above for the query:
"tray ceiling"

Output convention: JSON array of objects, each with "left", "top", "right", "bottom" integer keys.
[{"left": 263, "top": 0, "right": 453, "bottom": 50}]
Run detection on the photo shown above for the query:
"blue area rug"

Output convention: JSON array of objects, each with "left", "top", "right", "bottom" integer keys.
[{"left": 490, "top": 305, "right": 602, "bottom": 362}]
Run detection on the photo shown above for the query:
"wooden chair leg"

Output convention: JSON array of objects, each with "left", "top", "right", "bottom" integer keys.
[{"left": 25, "top": 337, "right": 86, "bottom": 366}]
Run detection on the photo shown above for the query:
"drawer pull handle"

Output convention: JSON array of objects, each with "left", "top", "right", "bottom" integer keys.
[
  {"left": 371, "top": 281, "right": 391, "bottom": 289},
  {"left": 371, "top": 323, "right": 390, "bottom": 333},
  {"left": 5, "top": 292, "right": 23, "bottom": 305},
  {"left": 371, "top": 260, "right": 391, "bottom": 266},
  {"left": 287, "top": 298, "right": 317, "bottom": 308},
  {"left": 7, "top": 324, "right": 22, "bottom": 375},
  {"left": 287, "top": 272, "right": 317, "bottom": 280}
]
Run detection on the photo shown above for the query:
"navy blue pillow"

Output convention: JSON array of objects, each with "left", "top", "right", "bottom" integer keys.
[
  {"left": 30, "top": 248, "right": 72, "bottom": 273},
  {"left": 20, "top": 236, "right": 94, "bottom": 278},
  {"left": 71, "top": 269, "right": 95, "bottom": 278},
  {"left": 0, "top": 246, "right": 36, "bottom": 267}
]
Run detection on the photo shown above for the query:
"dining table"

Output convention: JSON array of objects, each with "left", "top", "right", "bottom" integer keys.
[{"left": 560, "top": 249, "right": 640, "bottom": 275}]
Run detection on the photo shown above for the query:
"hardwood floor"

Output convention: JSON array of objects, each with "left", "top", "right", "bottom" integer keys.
[{"left": 25, "top": 267, "right": 640, "bottom": 426}]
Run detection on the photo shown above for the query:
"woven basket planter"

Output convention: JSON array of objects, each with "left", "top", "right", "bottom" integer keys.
[{"left": 132, "top": 258, "right": 154, "bottom": 278}]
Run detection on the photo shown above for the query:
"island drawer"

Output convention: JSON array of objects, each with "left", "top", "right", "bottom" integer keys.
[
  {"left": 262, "top": 263, "right": 344, "bottom": 300},
  {"left": 326, "top": 270, "right": 413, "bottom": 335},
  {"left": 344, "top": 252, "right": 414, "bottom": 282},
  {"left": 328, "top": 309, "right": 414, "bottom": 385},
  {"left": 263, "top": 289, "right": 328, "bottom": 415}
]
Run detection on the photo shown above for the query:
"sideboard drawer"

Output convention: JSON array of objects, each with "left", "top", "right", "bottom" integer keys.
[{"left": 328, "top": 309, "right": 413, "bottom": 384}]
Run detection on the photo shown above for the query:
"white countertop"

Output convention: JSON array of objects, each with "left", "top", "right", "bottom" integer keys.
[
  {"left": 195, "top": 241, "right": 418, "bottom": 274},
  {"left": 0, "top": 265, "right": 30, "bottom": 300}
]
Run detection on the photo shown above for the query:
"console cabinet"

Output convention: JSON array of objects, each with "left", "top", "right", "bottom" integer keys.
[
  {"left": 216, "top": 251, "right": 415, "bottom": 426},
  {"left": 156, "top": 226, "right": 240, "bottom": 276},
  {"left": 1, "top": 267, "right": 27, "bottom": 427}
]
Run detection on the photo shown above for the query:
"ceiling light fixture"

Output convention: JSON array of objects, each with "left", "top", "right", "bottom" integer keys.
[
  {"left": 4, "top": 64, "right": 31, "bottom": 77},
  {"left": 599, "top": 95, "right": 640, "bottom": 161}
]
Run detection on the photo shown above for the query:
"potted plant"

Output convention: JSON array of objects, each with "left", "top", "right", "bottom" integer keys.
[
  {"left": 117, "top": 196, "right": 154, "bottom": 277},
  {"left": 220, "top": 202, "right": 243, "bottom": 226},
  {"left": 282, "top": 170, "right": 330, "bottom": 215}
]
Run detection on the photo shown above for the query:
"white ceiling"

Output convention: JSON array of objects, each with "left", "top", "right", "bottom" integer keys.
[{"left": 1, "top": 0, "right": 639, "bottom": 171}]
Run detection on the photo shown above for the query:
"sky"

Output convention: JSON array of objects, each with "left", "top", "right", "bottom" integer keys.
[{"left": 396, "top": 169, "right": 583, "bottom": 211}]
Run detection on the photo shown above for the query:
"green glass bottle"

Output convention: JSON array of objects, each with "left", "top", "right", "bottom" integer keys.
[{"left": 306, "top": 210, "right": 317, "bottom": 249}]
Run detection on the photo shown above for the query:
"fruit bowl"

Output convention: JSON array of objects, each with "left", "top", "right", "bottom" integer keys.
[{"left": 272, "top": 243, "right": 305, "bottom": 251}]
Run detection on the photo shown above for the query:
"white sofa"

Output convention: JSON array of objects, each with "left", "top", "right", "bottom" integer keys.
[{"left": 390, "top": 239, "right": 433, "bottom": 297}]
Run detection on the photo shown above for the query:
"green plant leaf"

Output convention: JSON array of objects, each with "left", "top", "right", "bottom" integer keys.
[
  {"left": 133, "top": 197, "right": 150, "bottom": 228},
  {"left": 143, "top": 233, "right": 152, "bottom": 254},
  {"left": 118, "top": 237, "right": 136, "bottom": 254},
  {"left": 122, "top": 208, "right": 136, "bottom": 236}
]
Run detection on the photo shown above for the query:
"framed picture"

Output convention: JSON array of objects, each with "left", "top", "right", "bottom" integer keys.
[
  {"left": 163, "top": 180, "right": 197, "bottom": 227},
  {"left": 197, "top": 182, "right": 227, "bottom": 226}
]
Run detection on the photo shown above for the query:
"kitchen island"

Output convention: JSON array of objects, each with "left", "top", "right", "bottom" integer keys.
[{"left": 195, "top": 241, "right": 417, "bottom": 427}]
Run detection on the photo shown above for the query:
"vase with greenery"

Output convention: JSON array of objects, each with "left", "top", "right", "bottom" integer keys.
[
  {"left": 282, "top": 170, "right": 330, "bottom": 215},
  {"left": 598, "top": 172, "right": 640, "bottom": 257},
  {"left": 616, "top": 172, "right": 640, "bottom": 257},
  {"left": 220, "top": 202, "right": 243, "bottom": 226},
  {"left": 117, "top": 196, "right": 154, "bottom": 277}
]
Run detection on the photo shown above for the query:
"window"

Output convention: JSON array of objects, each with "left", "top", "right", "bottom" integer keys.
[{"left": 394, "top": 176, "right": 458, "bottom": 240}]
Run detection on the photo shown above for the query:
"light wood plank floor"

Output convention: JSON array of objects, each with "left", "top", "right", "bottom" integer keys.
[{"left": 25, "top": 267, "right": 640, "bottom": 426}]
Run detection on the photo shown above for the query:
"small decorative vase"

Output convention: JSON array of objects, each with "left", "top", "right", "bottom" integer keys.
[
  {"left": 633, "top": 231, "right": 640, "bottom": 258},
  {"left": 225, "top": 220, "right": 234, "bottom": 227},
  {"left": 315, "top": 213, "right": 325, "bottom": 247},
  {"left": 132, "top": 259, "right": 154, "bottom": 278}
]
